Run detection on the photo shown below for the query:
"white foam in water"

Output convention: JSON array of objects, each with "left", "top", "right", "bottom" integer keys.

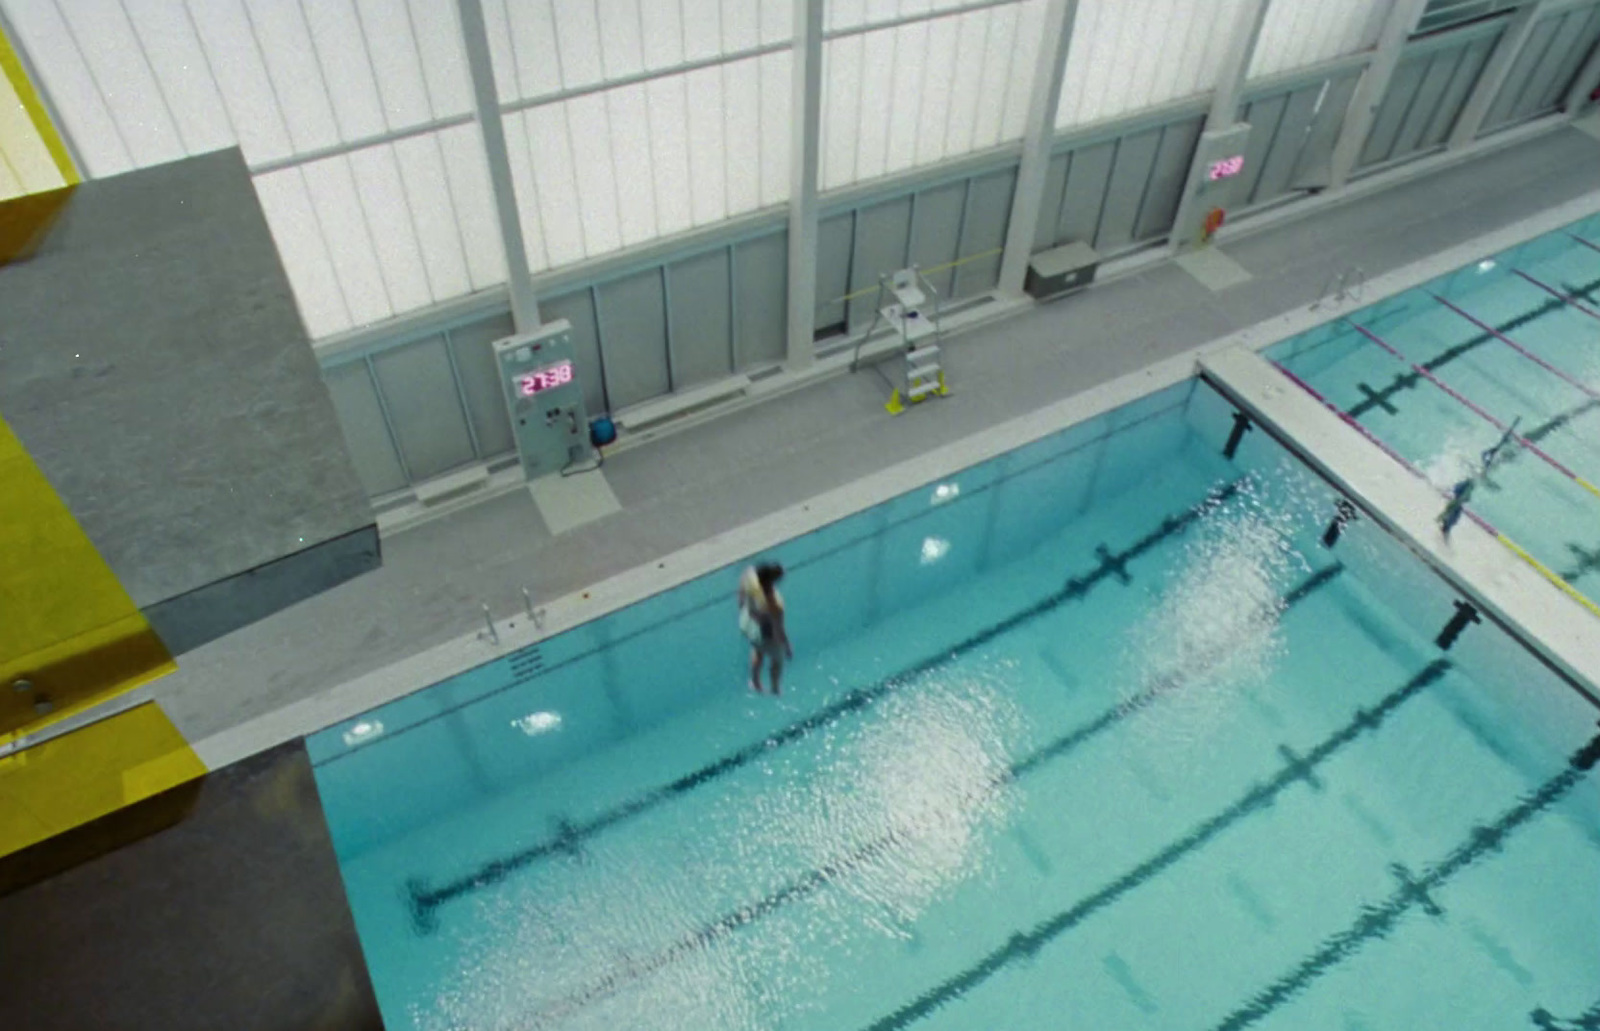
[
  {"left": 410, "top": 661, "right": 1025, "bottom": 1031},
  {"left": 1117, "top": 477, "right": 1310, "bottom": 765}
]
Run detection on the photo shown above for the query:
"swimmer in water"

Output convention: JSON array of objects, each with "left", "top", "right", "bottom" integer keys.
[{"left": 737, "top": 562, "right": 792, "bottom": 695}]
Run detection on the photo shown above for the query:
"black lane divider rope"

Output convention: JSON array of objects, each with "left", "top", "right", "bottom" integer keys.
[
  {"left": 1532, "top": 996, "right": 1600, "bottom": 1030},
  {"left": 858, "top": 658, "right": 1454, "bottom": 1031},
  {"left": 1212, "top": 730, "right": 1600, "bottom": 1031},
  {"left": 403, "top": 480, "right": 1246, "bottom": 933},
  {"left": 1346, "top": 272, "right": 1600, "bottom": 420},
  {"left": 517, "top": 563, "right": 1346, "bottom": 1028}
]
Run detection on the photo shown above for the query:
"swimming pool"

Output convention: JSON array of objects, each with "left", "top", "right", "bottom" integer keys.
[
  {"left": 1267, "top": 213, "right": 1600, "bottom": 610},
  {"left": 310, "top": 377, "right": 1600, "bottom": 1030}
]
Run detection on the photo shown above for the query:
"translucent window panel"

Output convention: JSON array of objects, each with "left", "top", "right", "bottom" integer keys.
[
  {"left": 348, "top": 146, "right": 433, "bottom": 314},
  {"left": 1249, "top": 0, "right": 1388, "bottom": 78},
  {"left": 435, "top": 122, "right": 506, "bottom": 292},
  {"left": 122, "top": 0, "right": 236, "bottom": 156},
  {"left": 253, "top": 167, "right": 353, "bottom": 338},
  {"left": 820, "top": 2, "right": 1039, "bottom": 189},
  {"left": 390, "top": 134, "right": 472, "bottom": 301},
  {"left": 183, "top": 0, "right": 296, "bottom": 164},
  {"left": 1057, "top": 0, "right": 1252, "bottom": 127},
  {"left": 244, "top": 0, "right": 342, "bottom": 153}
]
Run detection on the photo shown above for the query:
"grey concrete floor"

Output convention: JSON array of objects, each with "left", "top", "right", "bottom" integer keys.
[{"left": 156, "top": 125, "right": 1600, "bottom": 744}]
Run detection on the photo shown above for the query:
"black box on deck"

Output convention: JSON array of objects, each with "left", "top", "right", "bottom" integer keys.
[{"left": 1025, "top": 241, "right": 1101, "bottom": 301}]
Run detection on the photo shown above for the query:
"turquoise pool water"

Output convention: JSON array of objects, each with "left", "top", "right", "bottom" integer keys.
[
  {"left": 1268, "top": 213, "right": 1600, "bottom": 607},
  {"left": 310, "top": 378, "right": 1600, "bottom": 1031}
]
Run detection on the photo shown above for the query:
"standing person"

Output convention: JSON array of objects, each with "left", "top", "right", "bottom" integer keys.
[{"left": 737, "top": 562, "right": 792, "bottom": 695}]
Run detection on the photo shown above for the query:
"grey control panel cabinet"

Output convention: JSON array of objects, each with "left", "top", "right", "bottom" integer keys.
[{"left": 493, "top": 320, "right": 592, "bottom": 480}]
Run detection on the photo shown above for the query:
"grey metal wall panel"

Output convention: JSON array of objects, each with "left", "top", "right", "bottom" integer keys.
[
  {"left": 909, "top": 181, "right": 966, "bottom": 298},
  {"left": 816, "top": 214, "right": 854, "bottom": 333},
  {"left": 540, "top": 290, "right": 607, "bottom": 415},
  {"left": 1095, "top": 128, "right": 1162, "bottom": 253},
  {"left": 1250, "top": 87, "right": 1322, "bottom": 206},
  {"left": 1483, "top": 15, "right": 1563, "bottom": 131},
  {"left": 1134, "top": 117, "right": 1202, "bottom": 240},
  {"left": 953, "top": 168, "right": 1014, "bottom": 297},
  {"left": 666, "top": 249, "right": 734, "bottom": 388},
  {"left": 1527, "top": 7, "right": 1600, "bottom": 114},
  {"left": 1236, "top": 93, "right": 1290, "bottom": 204},
  {"left": 448, "top": 313, "right": 516, "bottom": 459},
  {"left": 595, "top": 269, "right": 670, "bottom": 408},
  {"left": 734, "top": 232, "right": 787, "bottom": 368},
  {"left": 324, "top": 361, "right": 407, "bottom": 496},
  {"left": 1422, "top": 38, "right": 1494, "bottom": 147},
  {"left": 1288, "top": 74, "right": 1361, "bottom": 191},
  {"left": 1035, "top": 153, "right": 1071, "bottom": 251},
  {"left": 1055, "top": 141, "right": 1116, "bottom": 247},
  {"left": 1389, "top": 50, "right": 1462, "bottom": 160},
  {"left": 1362, "top": 56, "right": 1429, "bottom": 166},
  {"left": 848, "top": 198, "right": 914, "bottom": 331},
  {"left": 370, "top": 336, "right": 476, "bottom": 482}
]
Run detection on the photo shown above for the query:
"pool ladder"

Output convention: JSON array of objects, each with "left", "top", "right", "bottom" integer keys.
[
  {"left": 1310, "top": 266, "right": 1366, "bottom": 311},
  {"left": 475, "top": 589, "right": 546, "bottom": 648}
]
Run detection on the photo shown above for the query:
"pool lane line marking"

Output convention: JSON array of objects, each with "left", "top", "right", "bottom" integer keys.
[
  {"left": 1428, "top": 291, "right": 1600, "bottom": 403},
  {"left": 1270, "top": 362, "right": 1600, "bottom": 622},
  {"left": 1567, "top": 232, "right": 1600, "bottom": 258},
  {"left": 518, "top": 564, "right": 1346, "bottom": 1027},
  {"left": 1344, "top": 272, "right": 1600, "bottom": 419},
  {"left": 859, "top": 660, "right": 1456, "bottom": 1031},
  {"left": 1210, "top": 729, "right": 1600, "bottom": 1031},
  {"left": 1345, "top": 319, "right": 1600, "bottom": 501},
  {"left": 316, "top": 400, "right": 1193, "bottom": 771},
  {"left": 1532, "top": 995, "right": 1600, "bottom": 1030},
  {"left": 403, "top": 480, "right": 1247, "bottom": 930},
  {"left": 1512, "top": 268, "right": 1600, "bottom": 322}
]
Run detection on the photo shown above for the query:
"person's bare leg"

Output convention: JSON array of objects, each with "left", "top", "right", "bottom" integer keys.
[
  {"left": 769, "top": 656, "right": 783, "bottom": 697},
  {"left": 749, "top": 648, "right": 763, "bottom": 692}
]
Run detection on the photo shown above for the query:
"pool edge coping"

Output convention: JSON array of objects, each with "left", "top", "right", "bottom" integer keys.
[{"left": 191, "top": 188, "right": 1600, "bottom": 771}]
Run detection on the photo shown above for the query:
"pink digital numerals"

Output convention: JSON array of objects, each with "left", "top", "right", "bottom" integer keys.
[
  {"left": 517, "top": 360, "right": 574, "bottom": 397},
  {"left": 1208, "top": 155, "right": 1244, "bottom": 181}
]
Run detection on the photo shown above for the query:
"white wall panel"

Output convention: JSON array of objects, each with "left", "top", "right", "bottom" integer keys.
[
  {"left": 349, "top": 146, "right": 432, "bottom": 314},
  {"left": 245, "top": 0, "right": 341, "bottom": 153},
  {"left": 303, "top": 0, "right": 387, "bottom": 140},
  {"left": 253, "top": 168, "right": 351, "bottom": 337},
  {"left": 758, "top": 51, "right": 791, "bottom": 207},
  {"left": 436, "top": 124, "right": 506, "bottom": 292},
  {"left": 1057, "top": 0, "right": 1250, "bottom": 127},
  {"left": 684, "top": 65, "right": 727, "bottom": 223},
  {"left": 1249, "top": 0, "right": 1387, "bottom": 78},
  {"left": 820, "top": 3, "right": 1037, "bottom": 189},
  {"left": 392, "top": 135, "right": 472, "bottom": 301},
  {"left": 124, "top": 0, "right": 235, "bottom": 154},
  {"left": 57, "top": 0, "right": 183, "bottom": 166}
]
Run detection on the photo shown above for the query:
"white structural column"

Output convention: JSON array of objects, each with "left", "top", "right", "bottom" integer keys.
[
  {"left": 1165, "top": 0, "right": 1270, "bottom": 252},
  {"left": 456, "top": 0, "right": 539, "bottom": 332},
  {"left": 997, "top": 0, "right": 1080, "bottom": 296},
  {"left": 1448, "top": 1, "right": 1549, "bottom": 147},
  {"left": 785, "top": 0, "right": 825, "bottom": 370},
  {"left": 1328, "top": 0, "right": 1430, "bottom": 190}
]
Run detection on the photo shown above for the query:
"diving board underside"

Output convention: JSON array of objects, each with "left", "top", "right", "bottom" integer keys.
[{"left": 0, "top": 149, "right": 378, "bottom": 658}]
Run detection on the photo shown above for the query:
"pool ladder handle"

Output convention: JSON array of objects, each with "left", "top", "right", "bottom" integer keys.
[
  {"left": 476, "top": 590, "right": 546, "bottom": 648},
  {"left": 1310, "top": 266, "right": 1367, "bottom": 311}
]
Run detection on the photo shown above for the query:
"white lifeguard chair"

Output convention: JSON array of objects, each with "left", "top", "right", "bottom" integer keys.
[{"left": 855, "top": 266, "right": 948, "bottom": 415}]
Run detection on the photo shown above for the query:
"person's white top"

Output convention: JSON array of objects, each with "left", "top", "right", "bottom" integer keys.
[{"left": 739, "top": 567, "right": 783, "bottom": 616}]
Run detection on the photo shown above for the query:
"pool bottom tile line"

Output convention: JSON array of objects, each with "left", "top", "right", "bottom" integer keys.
[
  {"left": 514, "top": 563, "right": 1345, "bottom": 1028},
  {"left": 859, "top": 658, "right": 1455, "bottom": 1031},
  {"left": 403, "top": 479, "right": 1247, "bottom": 933},
  {"left": 1212, "top": 728, "right": 1600, "bottom": 1031}
]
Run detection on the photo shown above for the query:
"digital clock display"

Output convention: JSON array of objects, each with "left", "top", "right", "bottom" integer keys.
[
  {"left": 1208, "top": 155, "right": 1245, "bottom": 181},
  {"left": 517, "top": 360, "right": 574, "bottom": 397}
]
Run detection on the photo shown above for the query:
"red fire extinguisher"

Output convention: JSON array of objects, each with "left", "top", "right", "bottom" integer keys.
[{"left": 1202, "top": 207, "right": 1226, "bottom": 245}]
